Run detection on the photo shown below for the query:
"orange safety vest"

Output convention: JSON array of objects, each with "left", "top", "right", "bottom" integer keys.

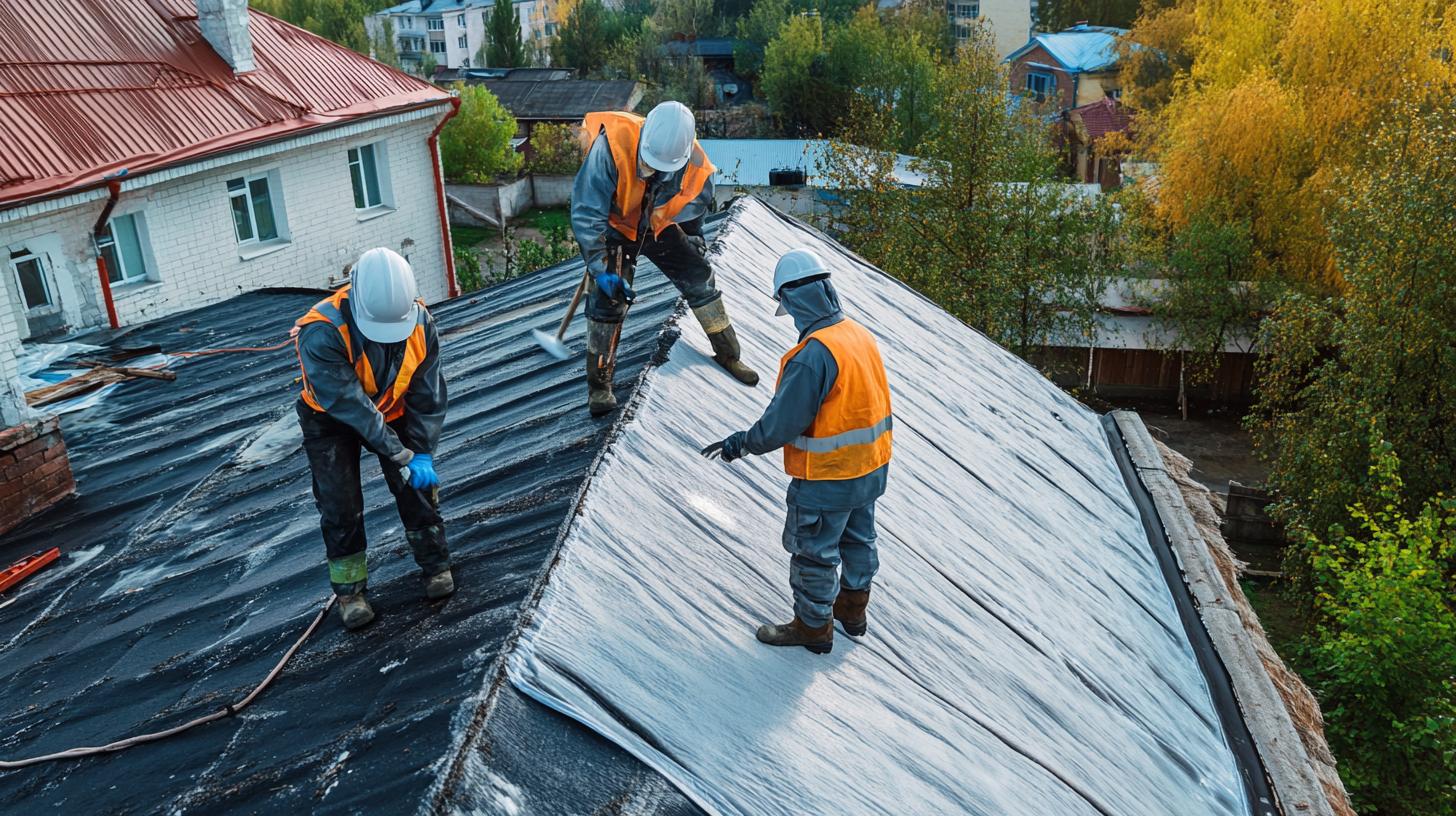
[
  {"left": 778, "top": 318, "right": 893, "bottom": 480},
  {"left": 295, "top": 286, "right": 429, "bottom": 422},
  {"left": 582, "top": 110, "right": 715, "bottom": 243}
]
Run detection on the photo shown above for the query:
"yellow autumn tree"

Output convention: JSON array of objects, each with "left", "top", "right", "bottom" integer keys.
[{"left": 1124, "top": 0, "right": 1456, "bottom": 289}]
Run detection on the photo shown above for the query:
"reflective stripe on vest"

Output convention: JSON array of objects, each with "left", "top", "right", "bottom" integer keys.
[
  {"left": 582, "top": 111, "right": 715, "bottom": 243},
  {"left": 777, "top": 318, "right": 893, "bottom": 481},
  {"left": 295, "top": 286, "right": 428, "bottom": 422}
]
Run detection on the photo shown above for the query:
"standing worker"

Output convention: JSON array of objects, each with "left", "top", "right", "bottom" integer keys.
[
  {"left": 702, "top": 248, "right": 892, "bottom": 655},
  {"left": 295, "top": 248, "right": 452, "bottom": 630},
  {"left": 572, "top": 101, "right": 759, "bottom": 416}
]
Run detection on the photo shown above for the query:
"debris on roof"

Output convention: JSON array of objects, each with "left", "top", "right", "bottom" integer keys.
[{"left": 0, "top": 0, "right": 449, "bottom": 208}]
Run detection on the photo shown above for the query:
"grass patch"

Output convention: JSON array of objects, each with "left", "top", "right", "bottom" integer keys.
[
  {"left": 523, "top": 207, "right": 570, "bottom": 232},
  {"left": 451, "top": 224, "right": 500, "bottom": 247}
]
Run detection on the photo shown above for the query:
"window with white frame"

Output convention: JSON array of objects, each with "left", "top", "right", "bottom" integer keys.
[
  {"left": 227, "top": 173, "right": 284, "bottom": 245},
  {"left": 457, "top": 34, "right": 467, "bottom": 48},
  {"left": 400, "top": 15, "right": 411, "bottom": 27},
  {"left": 10, "top": 248, "right": 52, "bottom": 310},
  {"left": 956, "top": 2, "right": 978, "bottom": 17},
  {"left": 430, "top": 40, "right": 446, "bottom": 53},
  {"left": 97, "top": 213, "right": 152, "bottom": 284},
  {"left": 427, "top": 17, "right": 444, "bottom": 30},
  {"left": 456, "top": 13, "right": 465, "bottom": 25},
  {"left": 955, "top": 23, "right": 970, "bottom": 41},
  {"left": 1025, "top": 71, "right": 1055, "bottom": 102},
  {"left": 348, "top": 143, "right": 392, "bottom": 211}
]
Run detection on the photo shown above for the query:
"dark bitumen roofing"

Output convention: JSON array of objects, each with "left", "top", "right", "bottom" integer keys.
[
  {"left": 0, "top": 214, "right": 712, "bottom": 811},
  {"left": 473, "top": 79, "right": 641, "bottom": 120}
]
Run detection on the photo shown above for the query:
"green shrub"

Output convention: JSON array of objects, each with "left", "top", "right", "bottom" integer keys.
[
  {"left": 512, "top": 224, "right": 578, "bottom": 273},
  {"left": 454, "top": 245, "right": 485, "bottom": 293},
  {"left": 526, "top": 123, "right": 584, "bottom": 175},
  {"left": 1298, "top": 432, "right": 1456, "bottom": 816},
  {"left": 439, "top": 83, "right": 522, "bottom": 184}
]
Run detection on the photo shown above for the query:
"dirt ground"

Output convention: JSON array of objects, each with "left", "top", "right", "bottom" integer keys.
[{"left": 1115, "top": 401, "right": 1269, "bottom": 497}]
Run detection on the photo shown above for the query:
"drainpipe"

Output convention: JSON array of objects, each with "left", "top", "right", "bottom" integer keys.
[
  {"left": 90, "top": 173, "right": 127, "bottom": 330},
  {"left": 427, "top": 97, "right": 463, "bottom": 299}
]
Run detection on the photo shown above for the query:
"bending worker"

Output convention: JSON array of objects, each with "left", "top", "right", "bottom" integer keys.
[
  {"left": 295, "top": 248, "right": 452, "bottom": 630},
  {"left": 702, "top": 248, "right": 892, "bottom": 654},
  {"left": 572, "top": 100, "right": 759, "bottom": 416}
]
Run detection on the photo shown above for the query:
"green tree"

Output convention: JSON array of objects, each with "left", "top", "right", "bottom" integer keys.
[
  {"left": 819, "top": 26, "right": 1117, "bottom": 358},
  {"left": 1297, "top": 435, "right": 1456, "bottom": 816},
  {"left": 420, "top": 51, "right": 438, "bottom": 78},
  {"left": 527, "top": 122, "right": 585, "bottom": 174},
  {"left": 251, "top": 0, "right": 393, "bottom": 54},
  {"left": 1035, "top": 0, "right": 1141, "bottom": 30},
  {"left": 734, "top": 0, "right": 788, "bottom": 80},
  {"left": 826, "top": 6, "right": 940, "bottom": 151},
  {"left": 553, "top": 0, "right": 620, "bottom": 75},
  {"left": 488, "top": 0, "right": 527, "bottom": 67},
  {"left": 372, "top": 18, "right": 399, "bottom": 67},
  {"left": 761, "top": 15, "right": 839, "bottom": 134},
  {"left": 439, "top": 83, "right": 523, "bottom": 183},
  {"left": 1249, "top": 89, "right": 1456, "bottom": 550},
  {"left": 653, "top": 0, "right": 718, "bottom": 39}
]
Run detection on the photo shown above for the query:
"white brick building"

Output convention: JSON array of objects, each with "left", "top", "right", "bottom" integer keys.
[
  {"left": 368, "top": 0, "right": 563, "bottom": 71},
  {"left": 0, "top": 0, "right": 457, "bottom": 425}
]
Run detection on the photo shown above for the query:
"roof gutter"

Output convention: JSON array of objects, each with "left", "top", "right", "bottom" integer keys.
[
  {"left": 1, "top": 98, "right": 453, "bottom": 221},
  {"left": 90, "top": 176, "right": 125, "bottom": 330},
  {"left": 427, "top": 95, "right": 463, "bottom": 299}
]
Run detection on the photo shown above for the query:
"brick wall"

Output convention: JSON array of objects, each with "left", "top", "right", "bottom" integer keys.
[
  {"left": 0, "top": 416, "right": 74, "bottom": 535},
  {"left": 1007, "top": 44, "right": 1074, "bottom": 110}
]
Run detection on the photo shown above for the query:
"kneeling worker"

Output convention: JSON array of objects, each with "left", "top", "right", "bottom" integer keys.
[
  {"left": 702, "top": 248, "right": 892, "bottom": 654},
  {"left": 572, "top": 100, "right": 759, "bottom": 416},
  {"left": 295, "top": 248, "right": 451, "bottom": 630}
]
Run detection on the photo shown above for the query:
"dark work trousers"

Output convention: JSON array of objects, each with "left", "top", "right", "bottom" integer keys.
[
  {"left": 296, "top": 400, "right": 449, "bottom": 596},
  {"left": 782, "top": 500, "right": 880, "bottom": 628},
  {"left": 584, "top": 221, "right": 720, "bottom": 323}
]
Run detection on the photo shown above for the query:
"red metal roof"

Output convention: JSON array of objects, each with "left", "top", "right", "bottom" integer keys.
[
  {"left": 1069, "top": 97, "right": 1132, "bottom": 142},
  {"left": 0, "top": 0, "right": 451, "bottom": 208}
]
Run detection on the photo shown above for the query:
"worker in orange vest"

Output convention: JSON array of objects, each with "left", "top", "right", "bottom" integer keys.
[
  {"left": 571, "top": 101, "right": 759, "bottom": 417},
  {"left": 702, "top": 248, "right": 892, "bottom": 654},
  {"left": 295, "top": 248, "right": 451, "bottom": 630}
]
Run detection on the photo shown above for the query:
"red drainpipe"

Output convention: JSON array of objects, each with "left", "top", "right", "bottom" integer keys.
[
  {"left": 427, "top": 97, "right": 462, "bottom": 299},
  {"left": 91, "top": 179, "right": 124, "bottom": 329}
]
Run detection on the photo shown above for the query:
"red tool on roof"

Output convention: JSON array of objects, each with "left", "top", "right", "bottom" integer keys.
[{"left": 0, "top": 548, "right": 61, "bottom": 594}]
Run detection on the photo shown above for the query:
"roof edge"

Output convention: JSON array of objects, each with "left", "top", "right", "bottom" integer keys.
[{"left": 1107, "top": 410, "right": 1347, "bottom": 816}]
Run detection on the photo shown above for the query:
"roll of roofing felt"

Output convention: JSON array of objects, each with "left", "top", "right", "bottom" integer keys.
[{"left": 504, "top": 198, "right": 1253, "bottom": 816}]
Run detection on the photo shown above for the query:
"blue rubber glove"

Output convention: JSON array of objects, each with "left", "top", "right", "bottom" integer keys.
[
  {"left": 406, "top": 453, "right": 438, "bottom": 490},
  {"left": 595, "top": 271, "right": 637, "bottom": 304}
]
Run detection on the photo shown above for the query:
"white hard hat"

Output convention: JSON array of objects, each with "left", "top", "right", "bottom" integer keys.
[
  {"left": 350, "top": 248, "right": 421, "bottom": 343},
  {"left": 772, "top": 248, "right": 830, "bottom": 316},
  {"left": 639, "top": 101, "right": 696, "bottom": 173}
]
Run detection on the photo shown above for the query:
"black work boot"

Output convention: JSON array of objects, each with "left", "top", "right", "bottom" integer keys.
[
  {"left": 585, "top": 319, "right": 619, "bottom": 417},
  {"left": 756, "top": 615, "right": 833, "bottom": 654},
  {"left": 692, "top": 301, "right": 759, "bottom": 387},
  {"left": 833, "top": 588, "right": 871, "bottom": 636},
  {"left": 406, "top": 525, "right": 453, "bottom": 600},
  {"left": 338, "top": 592, "right": 375, "bottom": 630}
]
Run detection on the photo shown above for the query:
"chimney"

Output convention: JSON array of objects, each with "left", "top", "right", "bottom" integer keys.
[{"left": 197, "top": 0, "right": 255, "bottom": 74}]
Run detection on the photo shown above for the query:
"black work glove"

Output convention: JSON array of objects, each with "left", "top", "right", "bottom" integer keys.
[
  {"left": 701, "top": 433, "right": 746, "bottom": 463},
  {"left": 686, "top": 234, "right": 707, "bottom": 256}
]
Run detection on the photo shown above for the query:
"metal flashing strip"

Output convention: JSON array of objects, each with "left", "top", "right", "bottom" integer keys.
[{"left": 1102, "top": 410, "right": 1308, "bottom": 816}]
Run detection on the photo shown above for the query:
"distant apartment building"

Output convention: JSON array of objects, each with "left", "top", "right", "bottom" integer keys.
[
  {"left": 368, "top": 0, "right": 562, "bottom": 71},
  {"left": 946, "top": 0, "right": 1034, "bottom": 58}
]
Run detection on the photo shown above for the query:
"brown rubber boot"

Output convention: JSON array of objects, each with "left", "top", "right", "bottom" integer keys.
[
  {"left": 424, "top": 569, "right": 455, "bottom": 600},
  {"left": 585, "top": 319, "right": 618, "bottom": 417},
  {"left": 338, "top": 592, "right": 375, "bottom": 630},
  {"left": 833, "top": 588, "right": 871, "bottom": 636},
  {"left": 756, "top": 616, "right": 833, "bottom": 654},
  {"left": 692, "top": 301, "right": 759, "bottom": 387}
]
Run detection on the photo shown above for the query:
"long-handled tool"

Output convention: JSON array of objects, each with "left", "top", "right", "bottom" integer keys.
[{"left": 531, "top": 269, "right": 590, "bottom": 361}]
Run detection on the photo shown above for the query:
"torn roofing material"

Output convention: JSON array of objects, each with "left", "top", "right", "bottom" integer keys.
[
  {"left": 0, "top": 0, "right": 449, "bottom": 208},
  {"left": 0, "top": 222, "right": 698, "bottom": 810},
  {"left": 503, "top": 197, "right": 1260, "bottom": 815}
]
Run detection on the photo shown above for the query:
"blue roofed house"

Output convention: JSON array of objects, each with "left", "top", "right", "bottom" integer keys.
[{"left": 1006, "top": 24, "right": 1126, "bottom": 110}]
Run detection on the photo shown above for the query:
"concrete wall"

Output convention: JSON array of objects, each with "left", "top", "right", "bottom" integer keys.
[
  {"left": 0, "top": 416, "right": 73, "bottom": 535},
  {"left": 0, "top": 115, "right": 451, "bottom": 353},
  {"left": 447, "top": 176, "right": 533, "bottom": 224},
  {"left": 979, "top": 0, "right": 1035, "bottom": 59},
  {"left": 530, "top": 174, "right": 574, "bottom": 208}
]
